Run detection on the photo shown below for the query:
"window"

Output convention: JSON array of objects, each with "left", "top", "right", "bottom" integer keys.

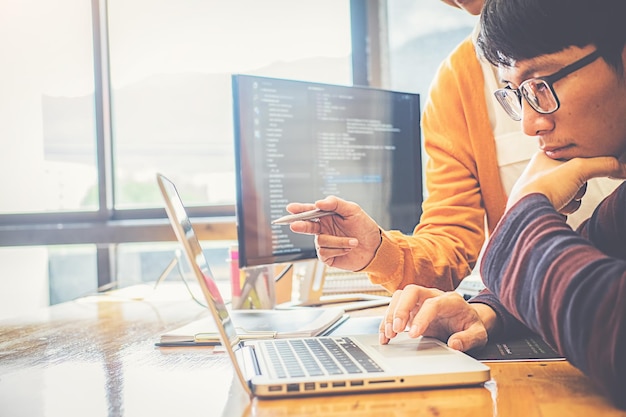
[
  {"left": 387, "top": 0, "right": 478, "bottom": 95},
  {"left": 0, "top": 0, "right": 354, "bottom": 319},
  {"left": 0, "top": 0, "right": 98, "bottom": 319},
  {"left": 0, "top": 0, "right": 97, "bottom": 214},
  {"left": 107, "top": 0, "right": 352, "bottom": 209},
  {"left": 386, "top": 0, "right": 478, "bottom": 196}
]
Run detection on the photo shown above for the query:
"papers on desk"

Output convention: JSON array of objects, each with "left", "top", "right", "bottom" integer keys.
[
  {"left": 468, "top": 333, "right": 565, "bottom": 362},
  {"left": 156, "top": 307, "right": 347, "bottom": 346}
]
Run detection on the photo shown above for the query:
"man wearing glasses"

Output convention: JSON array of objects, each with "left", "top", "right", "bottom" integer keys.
[{"left": 381, "top": 0, "right": 626, "bottom": 410}]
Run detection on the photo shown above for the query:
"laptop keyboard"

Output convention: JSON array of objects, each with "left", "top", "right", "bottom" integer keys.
[{"left": 262, "top": 337, "right": 384, "bottom": 379}]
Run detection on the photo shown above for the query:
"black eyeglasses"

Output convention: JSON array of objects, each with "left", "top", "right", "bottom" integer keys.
[{"left": 494, "top": 50, "right": 601, "bottom": 121}]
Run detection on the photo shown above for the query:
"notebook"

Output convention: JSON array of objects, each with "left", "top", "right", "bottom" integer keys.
[
  {"left": 157, "top": 308, "right": 348, "bottom": 346},
  {"left": 156, "top": 173, "right": 491, "bottom": 398}
]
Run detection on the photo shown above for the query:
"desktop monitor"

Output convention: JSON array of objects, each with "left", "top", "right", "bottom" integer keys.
[{"left": 232, "top": 74, "right": 422, "bottom": 269}]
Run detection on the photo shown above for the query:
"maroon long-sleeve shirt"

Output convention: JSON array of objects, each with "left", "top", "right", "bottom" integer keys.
[{"left": 474, "top": 181, "right": 626, "bottom": 410}]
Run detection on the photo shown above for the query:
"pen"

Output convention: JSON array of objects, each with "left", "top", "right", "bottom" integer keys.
[
  {"left": 274, "top": 263, "right": 293, "bottom": 282},
  {"left": 271, "top": 209, "right": 337, "bottom": 225}
]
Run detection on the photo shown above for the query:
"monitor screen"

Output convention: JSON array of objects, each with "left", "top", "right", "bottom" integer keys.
[{"left": 232, "top": 74, "right": 422, "bottom": 268}]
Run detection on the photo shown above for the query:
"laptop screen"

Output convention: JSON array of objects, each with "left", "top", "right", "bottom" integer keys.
[{"left": 157, "top": 173, "right": 239, "bottom": 347}]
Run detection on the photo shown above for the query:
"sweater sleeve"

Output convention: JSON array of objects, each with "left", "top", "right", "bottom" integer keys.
[{"left": 481, "top": 184, "right": 626, "bottom": 409}]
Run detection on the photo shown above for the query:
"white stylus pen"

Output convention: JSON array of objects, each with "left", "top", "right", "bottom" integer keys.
[{"left": 271, "top": 209, "right": 336, "bottom": 225}]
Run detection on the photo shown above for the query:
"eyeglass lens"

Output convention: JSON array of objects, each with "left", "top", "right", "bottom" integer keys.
[
  {"left": 495, "top": 79, "right": 559, "bottom": 121},
  {"left": 494, "top": 89, "right": 523, "bottom": 121},
  {"left": 521, "top": 80, "right": 558, "bottom": 113}
]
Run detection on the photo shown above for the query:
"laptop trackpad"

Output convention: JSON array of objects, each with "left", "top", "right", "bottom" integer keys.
[
  {"left": 384, "top": 336, "right": 451, "bottom": 356},
  {"left": 359, "top": 334, "right": 454, "bottom": 357}
]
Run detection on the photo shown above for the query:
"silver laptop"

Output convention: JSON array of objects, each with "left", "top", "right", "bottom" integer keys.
[{"left": 156, "top": 173, "right": 490, "bottom": 398}]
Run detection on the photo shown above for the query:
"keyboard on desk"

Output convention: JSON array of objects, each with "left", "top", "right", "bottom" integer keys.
[
  {"left": 322, "top": 269, "right": 388, "bottom": 297},
  {"left": 262, "top": 337, "right": 384, "bottom": 379}
]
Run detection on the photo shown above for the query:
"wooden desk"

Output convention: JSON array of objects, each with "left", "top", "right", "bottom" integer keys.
[{"left": 0, "top": 283, "right": 624, "bottom": 417}]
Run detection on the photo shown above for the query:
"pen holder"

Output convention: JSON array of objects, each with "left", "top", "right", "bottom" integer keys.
[
  {"left": 228, "top": 245, "right": 243, "bottom": 302},
  {"left": 232, "top": 265, "right": 276, "bottom": 310}
]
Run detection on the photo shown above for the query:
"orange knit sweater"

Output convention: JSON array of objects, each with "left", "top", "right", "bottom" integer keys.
[{"left": 365, "top": 36, "right": 507, "bottom": 291}]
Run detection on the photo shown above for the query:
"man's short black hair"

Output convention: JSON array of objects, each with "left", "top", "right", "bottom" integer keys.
[{"left": 477, "top": 0, "right": 626, "bottom": 72}]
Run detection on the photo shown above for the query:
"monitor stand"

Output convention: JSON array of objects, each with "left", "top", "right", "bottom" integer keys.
[{"left": 276, "top": 260, "right": 390, "bottom": 312}]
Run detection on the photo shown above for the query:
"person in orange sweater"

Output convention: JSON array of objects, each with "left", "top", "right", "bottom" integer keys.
[{"left": 285, "top": 0, "right": 619, "bottom": 292}]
